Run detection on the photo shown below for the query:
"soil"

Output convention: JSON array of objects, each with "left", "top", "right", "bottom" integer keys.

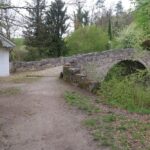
[{"left": 0, "top": 67, "right": 105, "bottom": 150}]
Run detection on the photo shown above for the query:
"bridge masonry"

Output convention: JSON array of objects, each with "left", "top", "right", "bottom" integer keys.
[
  {"left": 62, "top": 49, "right": 150, "bottom": 92},
  {"left": 12, "top": 48, "right": 150, "bottom": 74},
  {"left": 64, "top": 49, "right": 150, "bottom": 77}
]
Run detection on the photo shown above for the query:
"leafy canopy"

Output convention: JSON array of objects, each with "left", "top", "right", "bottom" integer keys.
[
  {"left": 66, "top": 25, "right": 109, "bottom": 55},
  {"left": 135, "top": 0, "right": 150, "bottom": 35}
]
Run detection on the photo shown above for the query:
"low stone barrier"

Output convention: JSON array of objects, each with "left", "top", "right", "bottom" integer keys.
[
  {"left": 10, "top": 57, "right": 64, "bottom": 72},
  {"left": 10, "top": 49, "right": 150, "bottom": 75}
]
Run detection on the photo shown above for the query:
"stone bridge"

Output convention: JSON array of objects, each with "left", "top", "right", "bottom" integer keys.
[
  {"left": 13, "top": 48, "right": 150, "bottom": 78},
  {"left": 65, "top": 48, "right": 150, "bottom": 79}
]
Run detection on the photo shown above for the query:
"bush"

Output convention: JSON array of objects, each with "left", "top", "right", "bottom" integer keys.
[
  {"left": 135, "top": 0, "right": 150, "bottom": 36},
  {"left": 100, "top": 71, "right": 150, "bottom": 114},
  {"left": 112, "top": 23, "right": 146, "bottom": 50},
  {"left": 11, "top": 38, "right": 48, "bottom": 61},
  {"left": 10, "top": 38, "right": 28, "bottom": 61},
  {"left": 66, "top": 25, "right": 109, "bottom": 55}
]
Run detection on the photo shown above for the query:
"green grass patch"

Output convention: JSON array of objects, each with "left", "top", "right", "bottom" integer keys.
[
  {"left": 100, "top": 71, "right": 150, "bottom": 114},
  {"left": 64, "top": 91, "right": 100, "bottom": 114},
  {"left": 0, "top": 87, "right": 20, "bottom": 96},
  {"left": 84, "top": 114, "right": 150, "bottom": 150},
  {"left": 64, "top": 91, "right": 150, "bottom": 150}
]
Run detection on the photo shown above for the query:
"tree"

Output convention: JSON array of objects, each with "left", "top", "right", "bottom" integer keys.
[
  {"left": 0, "top": 0, "right": 16, "bottom": 39},
  {"left": 96, "top": 0, "right": 105, "bottom": 16},
  {"left": 115, "top": 0, "right": 123, "bottom": 17},
  {"left": 82, "top": 10, "right": 89, "bottom": 26},
  {"left": 96, "top": 0, "right": 105, "bottom": 9},
  {"left": 108, "top": 10, "right": 112, "bottom": 41},
  {"left": 115, "top": 0, "right": 124, "bottom": 26},
  {"left": 23, "top": 0, "right": 46, "bottom": 58},
  {"left": 74, "top": 2, "right": 89, "bottom": 30},
  {"left": 45, "top": 0, "right": 69, "bottom": 57},
  {"left": 66, "top": 25, "right": 109, "bottom": 55},
  {"left": 135, "top": 0, "right": 150, "bottom": 35}
]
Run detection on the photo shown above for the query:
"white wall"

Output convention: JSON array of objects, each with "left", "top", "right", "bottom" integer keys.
[{"left": 0, "top": 48, "right": 10, "bottom": 76}]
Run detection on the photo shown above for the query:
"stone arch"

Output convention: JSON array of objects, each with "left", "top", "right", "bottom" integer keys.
[{"left": 105, "top": 59, "right": 147, "bottom": 80}]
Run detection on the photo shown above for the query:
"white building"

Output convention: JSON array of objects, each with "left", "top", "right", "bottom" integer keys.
[{"left": 0, "top": 34, "right": 15, "bottom": 76}]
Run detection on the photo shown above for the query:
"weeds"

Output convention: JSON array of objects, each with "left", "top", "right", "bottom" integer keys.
[
  {"left": 100, "top": 70, "right": 150, "bottom": 114},
  {"left": 64, "top": 91, "right": 100, "bottom": 114},
  {"left": 0, "top": 73, "right": 40, "bottom": 84},
  {"left": 0, "top": 87, "right": 20, "bottom": 96},
  {"left": 64, "top": 91, "right": 150, "bottom": 150},
  {"left": 84, "top": 114, "right": 150, "bottom": 150}
]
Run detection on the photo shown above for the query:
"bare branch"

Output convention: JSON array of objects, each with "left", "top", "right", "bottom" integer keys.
[{"left": 0, "top": 2, "right": 84, "bottom": 10}]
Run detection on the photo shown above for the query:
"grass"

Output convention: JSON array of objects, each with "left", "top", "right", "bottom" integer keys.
[
  {"left": 64, "top": 91, "right": 100, "bottom": 114},
  {"left": 0, "top": 87, "right": 20, "bottom": 96},
  {"left": 64, "top": 91, "right": 150, "bottom": 150},
  {"left": 0, "top": 72, "right": 40, "bottom": 84},
  {"left": 84, "top": 115, "right": 150, "bottom": 150},
  {"left": 100, "top": 71, "right": 150, "bottom": 114}
]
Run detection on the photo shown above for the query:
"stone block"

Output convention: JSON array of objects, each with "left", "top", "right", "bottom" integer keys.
[{"left": 68, "top": 68, "right": 80, "bottom": 75}]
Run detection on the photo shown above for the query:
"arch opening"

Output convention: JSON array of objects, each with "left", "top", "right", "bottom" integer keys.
[{"left": 105, "top": 60, "right": 147, "bottom": 81}]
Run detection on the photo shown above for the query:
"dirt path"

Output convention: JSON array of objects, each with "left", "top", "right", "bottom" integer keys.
[{"left": 0, "top": 67, "right": 103, "bottom": 150}]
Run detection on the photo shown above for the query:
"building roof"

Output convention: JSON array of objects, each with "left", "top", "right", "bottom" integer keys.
[{"left": 0, "top": 34, "right": 15, "bottom": 50}]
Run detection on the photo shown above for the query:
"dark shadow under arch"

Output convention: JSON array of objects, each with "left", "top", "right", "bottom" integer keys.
[{"left": 105, "top": 60, "right": 147, "bottom": 81}]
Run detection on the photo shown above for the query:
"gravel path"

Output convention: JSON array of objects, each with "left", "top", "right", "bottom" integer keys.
[{"left": 0, "top": 67, "right": 103, "bottom": 150}]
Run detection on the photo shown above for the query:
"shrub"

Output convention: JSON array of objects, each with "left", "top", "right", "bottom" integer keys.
[
  {"left": 11, "top": 38, "right": 28, "bottom": 61},
  {"left": 112, "top": 23, "right": 146, "bottom": 50},
  {"left": 100, "top": 71, "right": 150, "bottom": 114},
  {"left": 66, "top": 25, "right": 109, "bottom": 55},
  {"left": 135, "top": 0, "right": 150, "bottom": 35}
]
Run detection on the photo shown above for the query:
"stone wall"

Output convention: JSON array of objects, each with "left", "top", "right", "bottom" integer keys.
[
  {"left": 11, "top": 57, "right": 64, "bottom": 72},
  {"left": 62, "top": 63, "right": 100, "bottom": 93},
  {"left": 11, "top": 49, "right": 150, "bottom": 75},
  {"left": 61, "top": 49, "right": 150, "bottom": 93}
]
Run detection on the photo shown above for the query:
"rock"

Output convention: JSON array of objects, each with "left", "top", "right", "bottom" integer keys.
[{"left": 68, "top": 68, "right": 80, "bottom": 74}]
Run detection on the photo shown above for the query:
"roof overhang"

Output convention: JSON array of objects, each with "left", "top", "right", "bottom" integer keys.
[{"left": 0, "top": 34, "right": 16, "bottom": 51}]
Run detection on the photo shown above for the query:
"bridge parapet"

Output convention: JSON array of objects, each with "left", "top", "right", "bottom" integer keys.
[{"left": 65, "top": 49, "right": 150, "bottom": 81}]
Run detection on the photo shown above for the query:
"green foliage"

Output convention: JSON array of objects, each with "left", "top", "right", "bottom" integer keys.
[
  {"left": 45, "top": 0, "right": 69, "bottom": 57},
  {"left": 13, "top": 38, "right": 24, "bottom": 47},
  {"left": 11, "top": 38, "right": 46, "bottom": 61},
  {"left": 102, "top": 114, "right": 117, "bottom": 122},
  {"left": 115, "top": 0, "right": 123, "bottom": 16},
  {"left": 64, "top": 91, "right": 100, "bottom": 114},
  {"left": 108, "top": 14, "right": 113, "bottom": 41},
  {"left": 105, "top": 60, "right": 146, "bottom": 81},
  {"left": 74, "top": 4, "right": 89, "bottom": 30},
  {"left": 84, "top": 115, "right": 150, "bottom": 149},
  {"left": 10, "top": 38, "right": 28, "bottom": 61},
  {"left": 135, "top": 0, "right": 150, "bottom": 36},
  {"left": 100, "top": 71, "right": 150, "bottom": 114},
  {"left": 113, "top": 23, "right": 146, "bottom": 49},
  {"left": 66, "top": 25, "right": 109, "bottom": 55},
  {"left": 23, "top": 47, "right": 43, "bottom": 61},
  {"left": 64, "top": 88, "right": 150, "bottom": 149},
  {"left": 23, "top": 0, "right": 46, "bottom": 59}
]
